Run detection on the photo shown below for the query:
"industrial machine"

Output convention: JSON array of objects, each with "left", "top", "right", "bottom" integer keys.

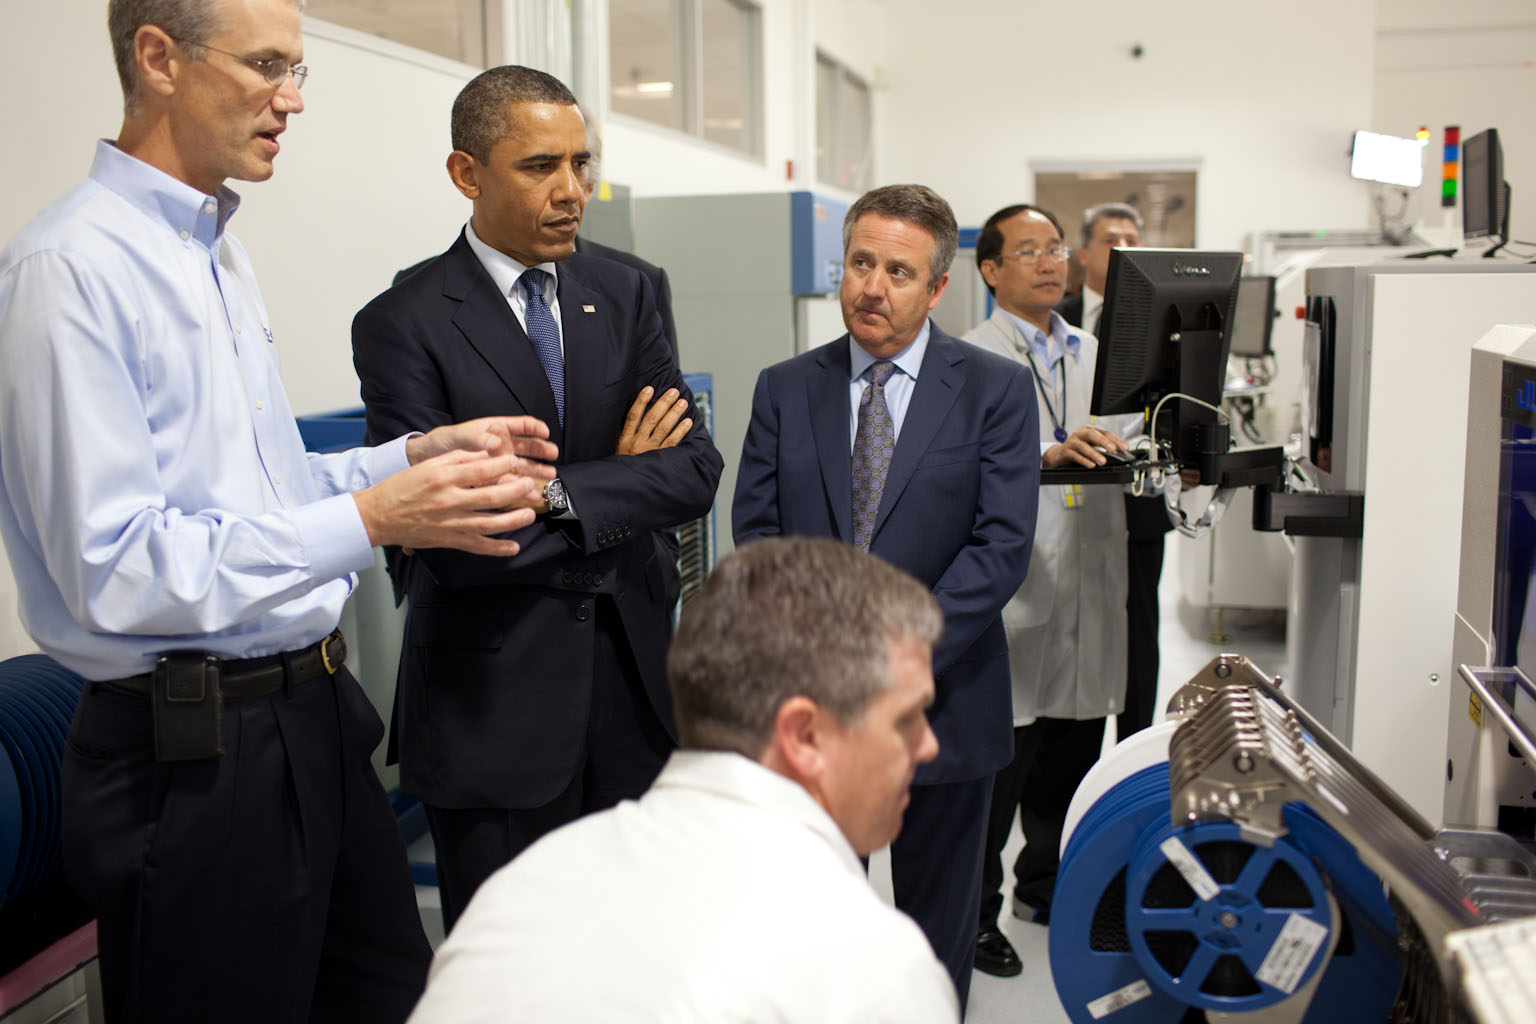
[
  {"left": 633, "top": 191, "right": 848, "bottom": 549},
  {"left": 1050, "top": 652, "right": 1536, "bottom": 1024},
  {"left": 1281, "top": 264, "right": 1536, "bottom": 822},
  {"left": 1048, "top": 323, "right": 1536, "bottom": 1023}
]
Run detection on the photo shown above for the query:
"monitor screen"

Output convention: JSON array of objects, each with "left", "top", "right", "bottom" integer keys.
[
  {"left": 1090, "top": 248, "right": 1243, "bottom": 460},
  {"left": 1229, "top": 276, "right": 1277, "bottom": 358},
  {"left": 1350, "top": 130, "right": 1424, "bottom": 188},
  {"left": 1464, "top": 128, "right": 1508, "bottom": 241}
]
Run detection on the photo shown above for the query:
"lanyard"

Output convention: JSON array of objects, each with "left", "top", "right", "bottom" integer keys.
[{"left": 1020, "top": 345, "right": 1069, "bottom": 443}]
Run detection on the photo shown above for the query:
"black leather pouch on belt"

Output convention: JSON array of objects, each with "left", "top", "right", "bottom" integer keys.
[{"left": 152, "top": 653, "right": 225, "bottom": 761}]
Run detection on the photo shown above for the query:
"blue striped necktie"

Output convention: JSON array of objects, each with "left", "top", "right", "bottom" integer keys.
[{"left": 519, "top": 268, "right": 564, "bottom": 427}]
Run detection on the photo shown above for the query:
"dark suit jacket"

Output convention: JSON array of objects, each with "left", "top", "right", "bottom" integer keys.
[
  {"left": 389, "top": 236, "right": 686, "bottom": 608},
  {"left": 1057, "top": 291, "right": 1085, "bottom": 329},
  {"left": 574, "top": 236, "right": 678, "bottom": 363},
  {"left": 353, "top": 233, "right": 723, "bottom": 809},
  {"left": 732, "top": 327, "right": 1040, "bottom": 783}
]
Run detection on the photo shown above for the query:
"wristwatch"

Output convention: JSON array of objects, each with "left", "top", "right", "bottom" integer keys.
[{"left": 543, "top": 478, "right": 569, "bottom": 515}]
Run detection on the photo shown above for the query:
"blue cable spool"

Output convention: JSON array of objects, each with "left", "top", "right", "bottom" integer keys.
[
  {"left": 0, "top": 721, "right": 21, "bottom": 903},
  {"left": 0, "top": 686, "right": 52, "bottom": 900},
  {"left": 0, "top": 655, "right": 86, "bottom": 906},
  {"left": 1050, "top": 763, "right": 1402, "bottom": 1023}
]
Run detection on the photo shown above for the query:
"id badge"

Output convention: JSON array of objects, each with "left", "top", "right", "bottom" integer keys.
[{"left": 1059, "top": 484, "right": 1084, "bottom": 510}]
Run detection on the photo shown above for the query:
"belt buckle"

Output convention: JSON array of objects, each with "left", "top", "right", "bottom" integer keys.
[{"left": 320, "top": 631, "right": 346, "bottom": 675}]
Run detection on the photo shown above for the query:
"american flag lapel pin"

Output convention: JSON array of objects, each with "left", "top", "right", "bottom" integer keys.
[{"left": 582, "top": 304, "right": 596, "bottom": 313}]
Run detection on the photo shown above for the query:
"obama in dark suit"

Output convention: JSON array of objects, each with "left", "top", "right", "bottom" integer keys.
[
  {"left": 732, "top": 184, "right": 1039, "bottom": 1008},
  {"left": 352, "top": 66, "right": 721, "bottom": 931}
]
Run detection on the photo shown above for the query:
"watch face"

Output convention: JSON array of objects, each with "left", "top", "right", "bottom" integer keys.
[{"left": 546, "top": 480, "right": 568, "bottom": 511}]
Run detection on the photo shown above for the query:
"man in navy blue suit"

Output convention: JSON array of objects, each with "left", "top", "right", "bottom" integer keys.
[
  {"left": 352, "top": 66, "right": 722, "bottom": 933},
  {"left": 732, "top": 184, "right": 1040, "bottom": 1008}
]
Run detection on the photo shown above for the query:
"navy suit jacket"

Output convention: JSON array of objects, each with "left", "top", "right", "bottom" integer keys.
[
  {"left": 732, "top": 326, "right": 1041, "bottom": 782},
  {"left": 574, "top": 236, "right": 678, "bottom": 362},
  {"left": 352, "top": 232, "right": 722, "bottom": 809}
]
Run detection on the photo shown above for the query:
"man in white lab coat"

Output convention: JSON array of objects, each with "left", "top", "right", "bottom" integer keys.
[
  {"left": 962, "top": 204, "right": 1138, "bottom": 977},
  {"left": 405, "top": 536, "right": 960, "bottom": 1023}
]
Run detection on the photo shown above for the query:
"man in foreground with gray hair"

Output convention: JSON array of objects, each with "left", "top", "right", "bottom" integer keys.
[{"left": 406, "top": 536, "right": 958, "bottom": 1023}]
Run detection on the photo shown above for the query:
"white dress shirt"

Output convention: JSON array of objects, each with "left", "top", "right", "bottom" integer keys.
[
  {"left": 463, "top": 220, "right": 565, "bottom": 353},
  {"left": 408, "top": 750, "right": 959, "bottom": 1024},
  {"left": 1081, "top": 283, "right": 1105, "bottom": 332}
]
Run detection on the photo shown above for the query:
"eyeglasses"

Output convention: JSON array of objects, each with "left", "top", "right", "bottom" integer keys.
[
  {"left": 1000, "top": 246, "right": 1071, "bottom": 264},
  {"left": 178, "top": 39, "right": 309, "bottom": 89}
]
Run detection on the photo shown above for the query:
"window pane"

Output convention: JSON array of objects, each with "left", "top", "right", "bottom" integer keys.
[
  {"left": 840, "top": 69, "right": 872, "bottom": 192},
  {"left": 816, "top": 53, "right": 872, "bottom": 192},
  {"left": 816, "top": 54, "right": 839, "bottom": 186},
  {"left": 610, "top": 0, "right": 684, "bottom": 133},
  {"left": 306, "top": 0, "right": 486, "bottom": 67},
  {"left": 699, "top": 0, "right": 753, "bottom": 153}
]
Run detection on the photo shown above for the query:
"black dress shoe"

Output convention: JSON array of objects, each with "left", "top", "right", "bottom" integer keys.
[{"left": 974, "top": 924, "right": 1023, "bottom": 977}]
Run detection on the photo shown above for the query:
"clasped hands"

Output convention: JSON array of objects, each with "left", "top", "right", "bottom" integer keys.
[{"left": 354, "top": 387, "right": 690, "bottom": 556}]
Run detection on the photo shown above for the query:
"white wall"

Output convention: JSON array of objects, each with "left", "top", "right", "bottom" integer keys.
[
  {"left": 871, "top": 0, "right": 1377, "bottom": 249},
  {"left": 1372, "top": 0, "right": 1536, "bottom": 248}
]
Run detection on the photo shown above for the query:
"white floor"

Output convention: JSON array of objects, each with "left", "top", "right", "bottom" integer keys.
[{"left": 410, "top": 541, "right": 1291, "bottom": 1022}]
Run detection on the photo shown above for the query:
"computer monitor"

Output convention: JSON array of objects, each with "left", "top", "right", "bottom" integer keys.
[
  {"left": 1090, "top": 248, "right": 1243, "bottom": 462},
  {"left": 1350, "top": 129, "right": 1424, "bottom": 189},
  {"left": 1228, "top": 275, "right": 1277, "bottom": 358},
  {"left": 1463, "top": 128, "right": 1511, "bottom": 251}
]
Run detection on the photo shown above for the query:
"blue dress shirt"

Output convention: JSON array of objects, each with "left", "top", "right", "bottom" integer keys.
[
  {"left": 0, "top": 141, "right": 409, "bottom": 679},
  {"left": 998, "top": 308, "right": 1082, "bottom": 448},
  {"left": 847, "top": 320, "right": 931, "bottom": 449}
]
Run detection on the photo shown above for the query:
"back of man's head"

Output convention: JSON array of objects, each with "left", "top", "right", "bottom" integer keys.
[
  {"left": 451, "top": 65, "right": 578, "bottom": 162},
  {"left": 667, "top": 537, "right": 942, "bottom": 758},
  {"left": 578, "top": 102, "right": 602, "bottom": 194}
]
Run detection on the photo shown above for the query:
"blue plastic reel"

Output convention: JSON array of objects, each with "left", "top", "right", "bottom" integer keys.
[{"left": 1049, "top": 764, "right": 1402, "bottom": 1024}]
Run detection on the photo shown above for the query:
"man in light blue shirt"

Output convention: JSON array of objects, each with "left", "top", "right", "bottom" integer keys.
[{"left": 0, "top": 1, "right": 556, "bottom": 1021}]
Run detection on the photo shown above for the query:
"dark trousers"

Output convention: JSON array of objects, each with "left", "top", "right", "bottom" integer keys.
[
  {"left": 61, "top": 668, "right": 431, "bottom": 1024},
  {"left": 979, "top": 716, "right": 1107, "bottom": 926},
  {"left": 1118, "top": 530, "right": 1167, "bottom": 740},
  {"left": 892, "top": 775, "right": 992, "bottom": 1013},
  {"left": 425, "top": 605, "right": 673, "bottom": 932}
]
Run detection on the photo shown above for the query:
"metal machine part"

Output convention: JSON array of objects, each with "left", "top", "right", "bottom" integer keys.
[
  {"left": 1052, "top": 653, "right": 1536, "bottom": 1023},
  {"left": 1167, "top": 656, "right": 1476, "bottom": 965}
]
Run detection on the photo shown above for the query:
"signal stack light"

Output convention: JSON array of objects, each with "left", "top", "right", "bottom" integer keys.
[{"left": 1442, "top": 125, "right": 1460, "bottom": 208}]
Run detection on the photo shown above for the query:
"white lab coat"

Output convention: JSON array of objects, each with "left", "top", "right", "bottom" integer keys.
[{"left": 964, "top": 307, "right": 1134, "bottom": 724}]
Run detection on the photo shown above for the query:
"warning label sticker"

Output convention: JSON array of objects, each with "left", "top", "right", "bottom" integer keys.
[
  {"left": 1158, "top": 836, "right": 1221, "bottom": 902},
  {"left": 1086, "top": 979, "right": 1153, "bottom": 1019},
  {"left": 1255, "top": 913, "right": 1329, "bottom": 994}
]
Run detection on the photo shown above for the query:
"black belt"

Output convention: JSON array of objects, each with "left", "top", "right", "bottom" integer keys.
[{"left": 104, "top": 630, "right": 347, "bottom": 702}]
